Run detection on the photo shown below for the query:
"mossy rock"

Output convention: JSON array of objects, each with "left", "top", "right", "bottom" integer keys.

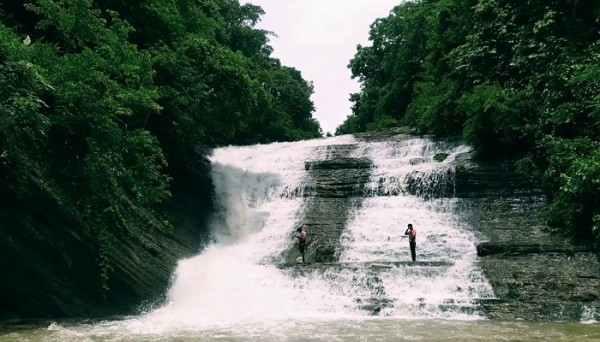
[{"left": 434, "top": 153, "right": 449, "bottom": 162}]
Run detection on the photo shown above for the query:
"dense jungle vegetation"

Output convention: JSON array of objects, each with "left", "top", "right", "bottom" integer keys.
[
  {"left": 0, "top": 0, "right": 322, "bottom": 295},
  {"left": 337, "top": 0, "right": 600, "bottom": 242}
]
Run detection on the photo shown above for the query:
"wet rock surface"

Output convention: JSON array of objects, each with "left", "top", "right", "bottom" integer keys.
[
  {"left": 283, "top": 144, "right": 372, "bottom": 264},
  {"left": 302, "top": 168, "right": 372, "bottom": 198},
  {"left": 305, "top": 158, "right": 372, "bottom": 171},
  {"left": 405, "top": 168, "right": 456, "bottom": 199},
  {"left": 478, "top": 253, "right": 600, "bottom": 321},
  {"left": 353, "top": 127, "right": 417, "bottom": 142},
  {"left": 272, "top": 260, "right": 454, "bottom": 270},
  {"left": 454, "top": 151, "right": 600, "bottom": 322},
  {"left": 477, "top": 242, "right": 595, "bottom": 256},
  {"left": 453, "top": 151, "right": 541, "bottom": 199}
]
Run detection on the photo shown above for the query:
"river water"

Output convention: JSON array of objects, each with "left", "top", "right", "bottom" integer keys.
[
  {"left": 2, "top": 135, "right": 598, "bottom": 341},
  {"left": 2, "top": 319, "right": 600, "bottom": 341}
]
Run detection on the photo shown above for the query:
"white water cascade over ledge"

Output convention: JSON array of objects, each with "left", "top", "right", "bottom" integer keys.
[{"left": 127, "top": 134, "right": 496, "bottom": 333}]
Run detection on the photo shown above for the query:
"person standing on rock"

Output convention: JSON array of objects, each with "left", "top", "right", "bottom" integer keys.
[
  {"left": 295, "top": 227, "right": 308, "bottom": 263},
  {"left": 405, "top": 224, "right": 417, "bottom": 262}
]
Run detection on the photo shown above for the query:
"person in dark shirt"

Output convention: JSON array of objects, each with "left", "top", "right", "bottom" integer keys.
[
  {"left": 295, "top": 227, "right": 307, "bottom": 263},
  {"left": 404, "top": 223, "right": 417, "bottom": 262}
]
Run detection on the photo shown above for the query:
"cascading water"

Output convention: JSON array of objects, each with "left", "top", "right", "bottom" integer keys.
[
  {"left": 132, "top": 134, "right": 494, "bottom": 333},
  {"left": 337, "top": 139, "right": 495, "bottom": 318},
  {"left": 133, "top": 136, "right": 363, "bottom": 331},
  {"left": 270, "top": 138, "right": 495, "bottom": 320}
]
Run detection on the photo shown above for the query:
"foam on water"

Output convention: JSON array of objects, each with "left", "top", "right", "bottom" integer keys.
[{"left": 581, "top": 306, "right": 599, "bottom": 324}]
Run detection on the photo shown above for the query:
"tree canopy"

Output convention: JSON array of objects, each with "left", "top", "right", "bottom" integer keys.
[
  {"left": 338, "top": 0, "right": 600, "bottom": 242},
  {"left": 0, "top": 0, "right": 322, "bottom": 296}
]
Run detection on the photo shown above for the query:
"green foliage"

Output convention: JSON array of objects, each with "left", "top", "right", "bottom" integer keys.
[
  {"left": 405, "top": 78, "right": 461, "bottom": 135},
  {"left": 340, "top": 2, "right": 430, "bottom": 135},
  {"left": 0, "top": 0, "right": 322, "bottom": 297},
  {"left": 458, "top": 84, "right": 532, "bottom": 154},
  {"left": 339, "top": 0, "right": 600, "bottom": 241},
  {"left": 433, "top": 153, "right": 449, "bottom": 163},
  {"left": 542, "top": 137, "right": 600, "bottom": 239},
  {"left": 0, "top": 25, "right": 53, "bottom": 195}
]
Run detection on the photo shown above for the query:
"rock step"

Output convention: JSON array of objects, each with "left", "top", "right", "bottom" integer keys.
[
  {"left": 281, "top": 144, "right": 374, "bottom": 263},
  {"left": 478, "top": 251, "right": 600, "bottom": 322},
  {"left": 353, "top": 127, "right": 416, "bottom": 142},
  {"left": 305, "top": 158, "right": 372, "bottom": 171},
  {"left": 312, "top": 144, "right": 358, "bottom": 156},
  {"left": 352, "top": 297, "right": 484, "bottom": 316},
  {"left": 269, "top": 260, "right": 454, "bottom": 269},
  {"left": 476, "top": 299, "right": 600, "bottom": 322},
  {"left": 477, "top": 242, "right": 595, "bottom": 257},
  {"left": 303, "top": 159, "right": 372, "bottom": 199},
  {"left": 305, "top": 170, "right": 372, "bottom": 181},
  {"left": 453, "top": 152, "right": 542, "bottom": 198}
]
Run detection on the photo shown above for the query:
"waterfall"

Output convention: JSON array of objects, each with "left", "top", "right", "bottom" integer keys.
[
  {"left": 136, "top": 134, "right": 494, "bottom": 331},
  {"left": 338, "top": 139, "right": 494, "bottom": 318}
]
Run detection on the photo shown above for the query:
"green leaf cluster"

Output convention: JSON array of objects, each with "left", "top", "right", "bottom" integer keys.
[{"left": 338, "top": 0, "right": 600, "bottom": 241}]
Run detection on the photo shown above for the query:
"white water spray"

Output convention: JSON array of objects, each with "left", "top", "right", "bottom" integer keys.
[{"left": 581, "top": 306, "right": 598, "bottom": 324}]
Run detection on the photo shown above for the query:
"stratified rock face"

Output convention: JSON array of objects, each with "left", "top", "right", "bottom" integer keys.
[
  {"left": 477, "top": 253, "right": 600, "bottom": 321},
  {"left": 477, "top": 242, "right": 595, "bottom": 257},
  {"left": 352, "top": 127, "right": 416, "bottom": 142},
  {"left": 289, "top": 127, "right": 600, "bottom": 322},
  {"left": 302, "top": 164, "right": 372, "bottom": 199},
  {"left": 0, "top": 146, "right": 213, "bottom": 320},
  {"left": 454, "top": 150, "right": 600, "bottom": 322},
  {"left": 453, "top": 152, "right": 540, "bottom": 199},
  {"left": 283, "top": 145, "right": 373, "bottom": 263}
]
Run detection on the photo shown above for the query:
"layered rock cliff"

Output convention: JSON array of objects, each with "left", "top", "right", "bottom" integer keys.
[
  {"left": 0, "top": 146, "right": 213, "bottom": 321},
  {"left": 455, "top": 152, "right": 600, "bottom": 321}
]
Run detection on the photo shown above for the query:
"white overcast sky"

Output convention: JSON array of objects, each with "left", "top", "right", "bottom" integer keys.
[{"left": 245, "top": 0, "right": 404, "bottom": 134}]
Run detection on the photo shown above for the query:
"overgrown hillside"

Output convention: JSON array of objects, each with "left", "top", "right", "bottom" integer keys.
[
  {"left": 337, "top": 0, "right": 600, "bottom": 242},
  {"left": 0, "top": 0, "right": 322, "bottom": 299}
]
